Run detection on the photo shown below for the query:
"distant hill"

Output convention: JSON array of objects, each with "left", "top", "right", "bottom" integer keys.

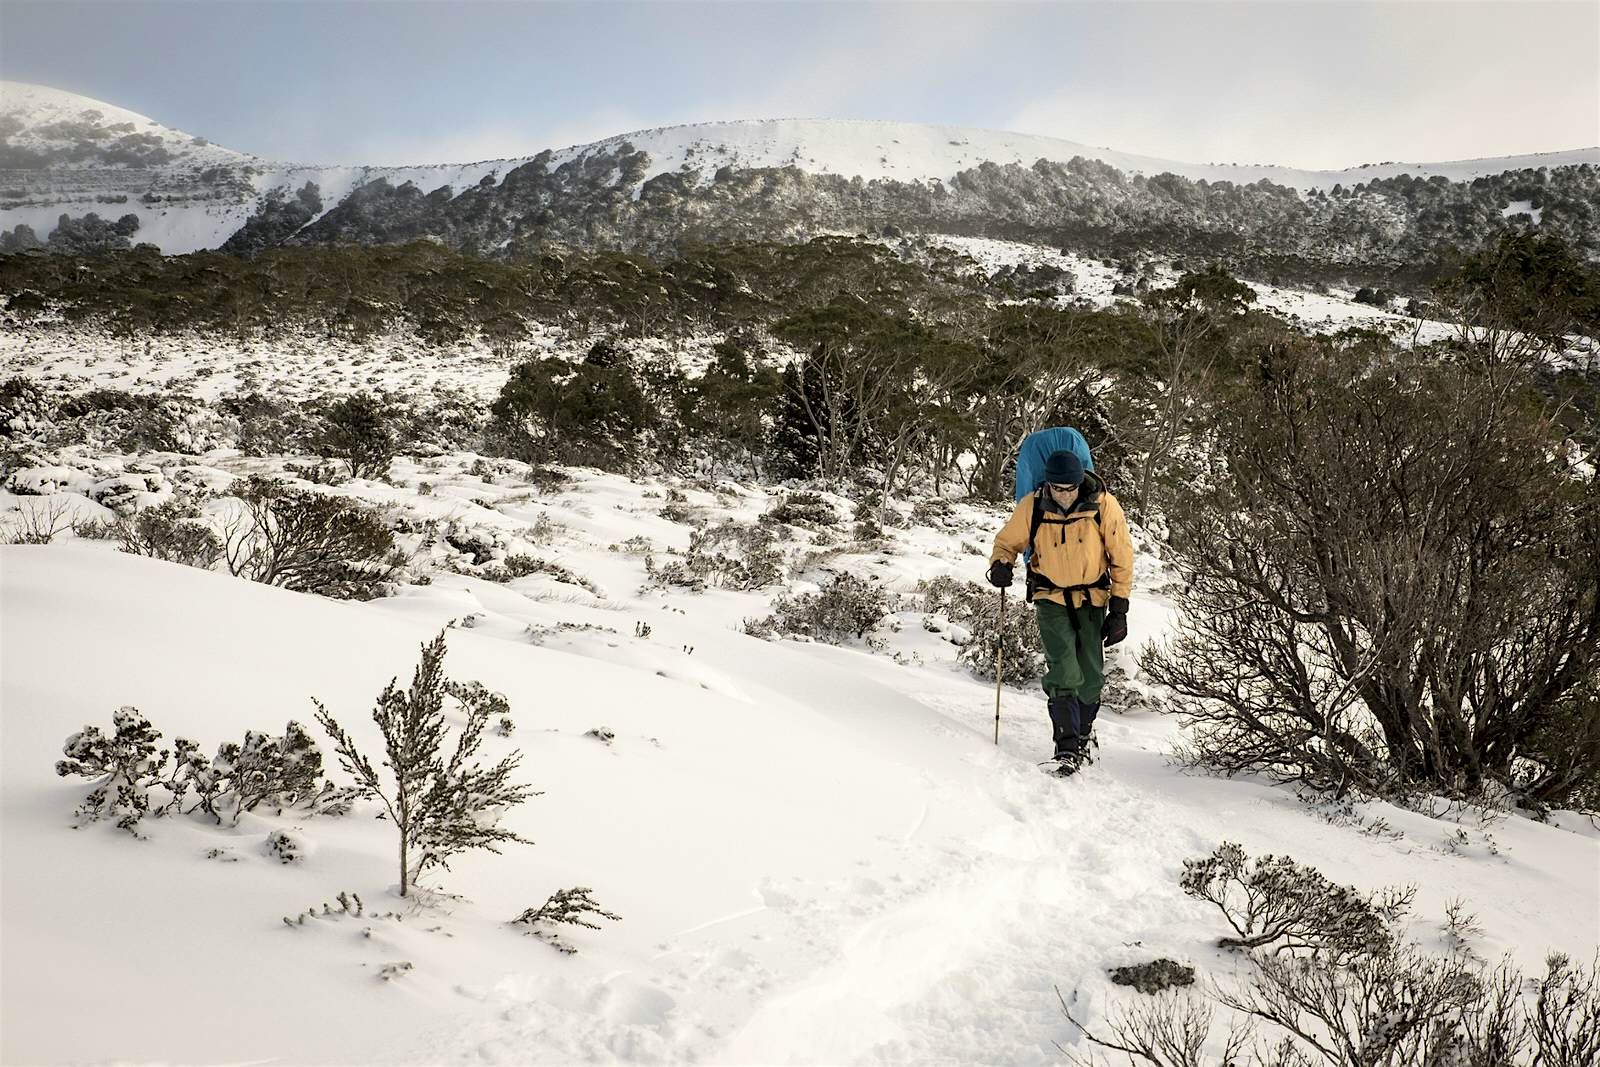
[{"left": 2, "top": 81, "right": 1596, "bottom": 282}]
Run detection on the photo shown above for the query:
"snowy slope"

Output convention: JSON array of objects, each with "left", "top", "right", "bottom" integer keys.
[
  {"left": 0, "top": 81, "right": 257, "bottom": 170},
  {"left": 3, "top": 454, "right": 1597, "bottom": 1064}
]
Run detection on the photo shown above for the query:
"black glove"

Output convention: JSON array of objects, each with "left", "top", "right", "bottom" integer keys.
[
  {"left": 987, "top": 560, "right": 1014, "bottom": 589},
  {"left": 1103, "top": 595, "right": 1129, "bottom": 647}
]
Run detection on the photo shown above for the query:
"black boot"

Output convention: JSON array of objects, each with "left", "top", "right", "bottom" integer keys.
[
  {"left": 1078, "top": 702, "right": 1100, "bottom": 764},
  {"left": 1047, "top": 695, "right": 1083, "bottom": 760}
]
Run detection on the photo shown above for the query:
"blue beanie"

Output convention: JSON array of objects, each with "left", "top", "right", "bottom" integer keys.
[{"left": 1043, "top": 450, "right": 1084, "bottom": 486}]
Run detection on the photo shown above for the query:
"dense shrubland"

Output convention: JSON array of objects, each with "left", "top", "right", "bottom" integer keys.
[
  {"left": 1144, "top": 233, "right": 1600, "bottom": 810},
  {"left": 7, "top": 230, "right": 1599, "bottom": 812}
]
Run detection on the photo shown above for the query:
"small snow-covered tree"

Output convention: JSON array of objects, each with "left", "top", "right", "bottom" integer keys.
[
  {"left": 314, "top": 633, "right": 536, "bottom": 897},
  {"left": 55, "top": 707, "right": 172, "bottom": 832},
  {"left": 189, "top": 720, "right": 340, "bottom": 825}
]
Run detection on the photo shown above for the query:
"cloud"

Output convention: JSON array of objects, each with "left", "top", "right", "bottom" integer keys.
[
  {"left": 1003, "top": 3, "right": 1600, "bottom": 169},
  {"left": 348, "top": 117, "right": 619, "bottom": 166}
]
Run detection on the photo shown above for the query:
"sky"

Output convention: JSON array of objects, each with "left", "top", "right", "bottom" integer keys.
[{"left": 1, "top": 0, "right": 1595, "bottom": 169}]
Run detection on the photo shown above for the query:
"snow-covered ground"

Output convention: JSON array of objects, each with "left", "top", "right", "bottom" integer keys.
[
  {"left": 3, "top": 443, "right": 1597, "bottom": 1064},
  {"left": 0, "top": 322, "right": 739, "bottom": 404},
  {"left": 908, "top": 234, "right": 1466, "bottom": 343}
]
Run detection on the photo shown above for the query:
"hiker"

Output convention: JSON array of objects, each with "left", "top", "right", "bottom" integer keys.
[{"left": 987, "top": 449, "right": 1134, "bottom": 771}]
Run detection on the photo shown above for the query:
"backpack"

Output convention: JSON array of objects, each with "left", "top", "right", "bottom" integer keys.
[{"left": 1013, "top": 427, "right": 1094, "bottom": 503}]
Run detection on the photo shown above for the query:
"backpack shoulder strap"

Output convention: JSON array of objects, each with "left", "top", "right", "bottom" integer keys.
[{"left": 1027, "top": 488, "right": 1046, "bottom": 558}]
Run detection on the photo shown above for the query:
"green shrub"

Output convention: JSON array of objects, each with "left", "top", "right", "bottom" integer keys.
[
  {"left": 116, "top": 499, "right": 224, "bottom": 569},
  {"left": 745, "top": 573, "right": 894, "bottom": 646},
  {"left": 223, "top": 476, "right": 401, "bottom": 600},
  {"left": 316, "top": 392, "right": 397, "bottom": 479},
  {"left": 918, "top": 575, "right": 1045, "bottom": 686}
]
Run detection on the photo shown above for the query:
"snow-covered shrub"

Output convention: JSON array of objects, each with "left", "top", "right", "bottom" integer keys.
[
  {"left": 511, "top": 887, "right": 621, "bottom": 955},
  {"left": 89, "top": 467, "right": 167, "bottom": 515},
  {"left": 908, "top": 496, "right": 958, "bottom": 529},
  {"left": 918, "top": 575, "right": 1045, "bottom": 686},
  {"left": 852, "top": 508, "right": 885, "bottom": 542},
  {"left": 1065, "top": 849, "right": 1600, "bottom": 1067},
  {"left": 223, "top": 476, "right": 401, "bottom": 600},
  {"left": 1070, "top": 948, "right": 1600, "bottom": 1067},
  {"left": 220, "top": 391, "right": 320, "bottom": 458},
  {"left": 765, "top": 490, "right": 838, "bottom": 528},
  {"left": 6, "top": 464, "right": 91, "bottom": 496},
  {"left": 166, "top": 406, "right": 239, "bottom": 453},
  {"left": 642, "top": 553, "right": 706, "bottom": 593},
  {"left": 686, "top": 519, "right": 785, "bottom": 589},
  {"left": 262, "top": 828, "right": 312, "bottom": 864},
  {"left": 115, "top": 499, "right": 224, "bottom": 569},
  {"left": 1179, "top": 841, "right": 1407, "bottom": 957},
  {"left": 191, "top": 721, "right": 342, "bottom": 825},
  {"left": 55, "top": 390, "right": 186, "bottom": 453},
  {"left": 479, "top": 553, "right": 600, "bottom": 595},
  {"left": 57, "top": 708, "right": 345, "bottom": 834},
  {"left": 314, "top": 633, "right": 536, "bottom": 897},
  {"left": 744, "top": 573, "right": 895, "bottom": 646},
  {"left": 652, "top": 519, "right": 784, "bottom": 593},
  {"left": 443, "top": 524, "right": 504, "bottom": 566},
  {"left": 658, "top": 487, "right": 702, "bottom": 526},
  {"left": 284, "top": 459, "right": 348, "bottom": 486},
  {"left": 55, "top": 707, "right": 172, "bottom": 833},
  {"left": 394, "top": 389, "right": 486, "bottom": 456},
  {"left": 0, "top": 376, "right": 55, "bottom": 441}
]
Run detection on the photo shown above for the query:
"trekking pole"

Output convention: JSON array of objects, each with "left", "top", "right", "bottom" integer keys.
[{"left": 994, "top": 587, "right": 1006, "bottom": 745}]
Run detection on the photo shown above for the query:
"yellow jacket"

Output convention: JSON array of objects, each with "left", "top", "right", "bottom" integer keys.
[{"left": 990, "top": 472, "right": 1134, "bottom": 608}]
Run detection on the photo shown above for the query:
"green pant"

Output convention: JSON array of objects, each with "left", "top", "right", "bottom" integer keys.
[{"left": 1035, "top": 598, "right": 1107, "bottom": 704}]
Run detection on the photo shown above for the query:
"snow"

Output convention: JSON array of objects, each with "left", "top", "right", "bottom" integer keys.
[
  {"left": 1503, "top": 199, "right": 1545, "bottom": 224},
  {"left": 4, "top": 448, "right": 1597, "bottom": 1064}
]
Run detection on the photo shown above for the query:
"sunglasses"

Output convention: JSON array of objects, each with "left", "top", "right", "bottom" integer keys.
[{"left": 1047, "top": 482, "right": 1080, "bottom": 492}]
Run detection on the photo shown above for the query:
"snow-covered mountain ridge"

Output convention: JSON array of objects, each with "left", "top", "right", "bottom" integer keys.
[
  {"left": 3, "top": 81, "right": 1596, "bottom": 268},
  {"left": 547, "top": 116, "right": 1599, "bottom": 195}
]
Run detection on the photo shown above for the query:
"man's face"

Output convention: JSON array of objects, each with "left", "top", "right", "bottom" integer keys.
[{"left": 1047, "top": 481, "right": 1079, "bottom": 506}]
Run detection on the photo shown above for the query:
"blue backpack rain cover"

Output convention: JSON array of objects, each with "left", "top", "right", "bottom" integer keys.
[{"left": 1014, "top": 426, "right": 1095, "bottom": 502}]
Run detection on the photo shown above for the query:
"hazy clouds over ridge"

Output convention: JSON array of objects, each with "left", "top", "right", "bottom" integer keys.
[{"left": 1, "top": 0, "right": 1595, "bottom": 169}]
